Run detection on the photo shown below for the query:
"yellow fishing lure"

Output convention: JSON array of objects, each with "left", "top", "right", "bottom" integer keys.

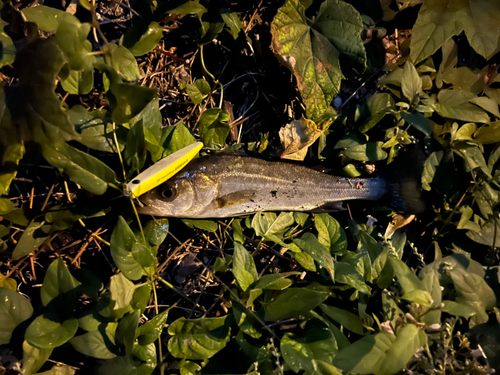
[{"left": 124, "top": 142, "right": 203, "bottom": 198}]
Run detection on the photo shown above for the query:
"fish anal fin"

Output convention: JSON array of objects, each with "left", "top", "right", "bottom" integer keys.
[{"left": 216, "top": 190, "right": 257, "bottom": 208}]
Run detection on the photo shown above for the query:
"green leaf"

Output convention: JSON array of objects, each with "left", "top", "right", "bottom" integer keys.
[
  {"left": 0, "top": 20, "right": 15, "bottom": 68},
  {"left": 121, "top": 22, "right": 163, "bottom": 57},
  {"left": 410, "top": 0, "right": 500, "bottom": 63},
  {"left": 442, "top": 300, "right": 478, "bottom": 318},
  {"left": 42, "top": 142, "right": 117, "bottom": 195},
  {"left": 319, "top": 304, "right": 364, "bottom": 335},
  {"left": 22, "top": 340, "right": 53, "bottom": 375},
  {"left": 453, "top": 142, "right": 491, "bottom": 179},
  {"left": 344, "top": 142, "right": 387, "bottom": 162},
  {"left": 12, "top": 221, "right": 49, "bottom": 260},
  {"left": 69, "top": 326, "right": 117, "bottom": 359},
  {"left": 103, "top": 43, "right": 140, "bottom": 81},
  {"left": 124, "top": 120, "right": 146, "bottom": 172},
  {"left": 475, "top": 121, "right": 500, "bottom": 145},
  {"left": 40, "top": 258, "right": 80, "bottom": 306},
  {"left": 264, "top": 283, "right": 331, "bottom": 321},
  {"left": 144, "top": 218, "right": 169, "bottom": 246},
  {"left": 231, "top": 218, "right": 244, "bottom": 244},
  {"left": 106, "top": 81, "right": 158, "bottom": 125},
  {"left": 162, "top": 121, "right": 197, "bottom": 157},
  {"left": 116, "top": 310, "right": 140, "bottom": 355},
  {"left": 401, "top": 62, "right": 422, "bottom": 103},
  {"left": 335, "top": 262, "right": 371, "bottom": 294},
  {"left": 198, "top": 108, "right": 230, "bottom": 149},
  {"left": 252, "top": 212, "right": 295, "bottom": 238},
  {"left": 184, "top": 79, "right": 211, "bottom": 105},
  {"left": 60, "top": 69, "right": 94, "bottom": 95},
  {"left": 0, "top": 141, "right": 24, "bottom": 195},
  {"left": 68, "top": 106, "right": 118, "bottom": 153},
  {"left": 314, "top": 213, "right": 347, "bottom": 255},
  {"left": 36, "top": 364, "right": 76, "bottom": 375},
  {"left": 271, "top": 0, "right": 365, "bottom": 120},
  {"left": 110, "top": 217, "right": 144, "bottom": 280},
  {"left": 233, "top": 242, "right": 258, "bottom": 292},
  {"left": 0, "top": 287, "right": 34, "bottom": 344},
  {"left": 420, "top": 269, "right": 442, "bottom": 326},
  {"left": 110, "top": 273, "right": 137, "bottom": 310},
  {"left": 131, "top": 242, "right": 156, "bottom": 268},
  {"left": 358, "top": 93, "right": 396, "bottom": 133},
  {"left": 221, "top": 11, "right": 243, "bottom": 39},
  {"left": 22, "top": 5, "right": 70, "bottom": 32},
  {"left": 388, "top": 258, "right": 432, "bottom": 306},
  {"left": 281, "top": 319, "right": 340, "bottom": 375},
  {"left": 25, "top": 316, "right": 78, "bottom": 349},
  {"left": 55, "top": 17, "right": 94, "bottom": 71},
  {"left": 435, "top": 90, "right": 490, "bottom": 123},
  {"left": 168, "top": 316, "right": 231, "bottom": 360},
  {"left": 294, "top": 233, "right": 335, "bottom": 279},
  {"left": 137, "top": 308, "right": 169, "bottom": 346},
  {"left": 253, "top": 273, "right": 296, "bottom": 291},
  {"left": 182, "top": 219, "right": 218, "bottom": 232},
  {"left": 421, "top": 150, "right": 443, "bottom": 191},
  {"left": 401, "top": 111, "right": 433, "bottom": 136}
]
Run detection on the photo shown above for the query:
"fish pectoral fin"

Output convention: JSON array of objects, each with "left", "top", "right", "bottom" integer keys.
[
  {"left": 216, "top": 190, "right": 257, "bottom": 208},
  {"left": 310, "top": 201, "right": 345, "bottom": 213}
]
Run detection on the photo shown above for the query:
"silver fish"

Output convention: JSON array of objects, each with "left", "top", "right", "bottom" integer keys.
[{"left": 137, "top": 153, "right": 423, "bottom": 218}]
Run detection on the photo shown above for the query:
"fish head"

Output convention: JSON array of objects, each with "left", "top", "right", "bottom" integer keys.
[{"left": 137, "top": 172, "right": 218, "bottom": 217}]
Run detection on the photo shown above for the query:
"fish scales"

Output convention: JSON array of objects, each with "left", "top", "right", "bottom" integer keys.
[{"left": 138, "top": 154, "right": 388, "bottom": 218}]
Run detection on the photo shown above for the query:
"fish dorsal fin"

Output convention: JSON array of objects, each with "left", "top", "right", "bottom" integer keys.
[{"left": 216, "top": 190, "right": 256, "bottom": 208}]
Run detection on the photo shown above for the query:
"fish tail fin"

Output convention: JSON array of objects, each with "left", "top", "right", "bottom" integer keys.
[{"left": 380, "top": 148, "right": 426, "bottom": 214}]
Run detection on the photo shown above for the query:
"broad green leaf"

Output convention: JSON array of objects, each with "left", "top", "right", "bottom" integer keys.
[
  {"left": 252, "top": 212, "right": 295, "bottom": 238},
  {"left": 0, "top": 273, "right": 16, "bottom": 291},
  {"left": 453, "top": 142, "right": 491, "bottom": 179},
  {"left": 401, "top": 62, "right": 422, "bottom": 103},
  {"left": 167, "top": 0, "right": 207, "bottom": 18},
  {"left": 314, "top": 213, "right": 346, "bottom": 255},
  {"left": 131, "top": 242, "right": 156, "bottom": 268},
  {"left": 221, "top": 11, "right": 243, "bottom": 39},
  {"left": 233, "top": 242, "right": 258, "bottom": 292},
  {"left": 70, "top": 326, "right": 117, "bottom": 359},
  {"left": 110, "top": 273, "right": 137, "bottom": 310},
  {"left": 12, "top": 221, "right": 49, "bottom": 260},
  {"left": 442, "top": 300, "right": 478, "bottom": 318},
  {"left": 22, "top": 5, "right": 70, "bottom": 32},
  {"left": 110, "top": 217, "right": 144, "bottom": 280},
  {"left": 232, "top": 301, "right": 262, "bottom": 339},
  {"left": 144, "top": 218, "right": 169, "bottom": 245},
  {"left": 198, "top": 108, "right": 230, "bottom": 149},
  {"left": 401, "top": 111, "right": 432, "bottom": 136},
  {"left": 264, "top": 283, "right": 331, "bottom": 321},
  {"left": 253, "top": 273, "right": 296, "bottom": 291},
  {"left": 0, "top": 287, "right": 34, "bottom": 344},
  {"left": 281, "top": 319, "right": 340, "bottom": 375},
  {"left": 8, "top": 38, "right": 79, "bottom": 144},
  {"left": 421, "top": 150, "right": 443, "bottom": 191},
  {"left": 40, "top": 258, "right": 80, "bottom": 306},
  {"left": 116, "top": 310, "right": 140, "bottom": 355},
  {"left": 335, "top": 262, "right": 371, "bottom": 294},
  {"left": 106, "top": 81, "right": 158, "bottom": 125},
  {"left": 25, "top": 316, "right": 78, "bottom": 349},
  {"left": 377, "top": 324, "right": 427, "bottom": 375},
  {"left": 471, "top": 97, "right": 500, "bottom": 119},
  {"left": 137, "top": 308, "right": 169, "bottom": 346},
  {"left": 182, "top": 219, "right": 218, "bottom": 232},
  {"left": 452, "top": 123, "right": 477, "bottom": 141},
  {"left": 294, "top": 233, "right": 335, "bottom": 279},
  {"left": 344, "top": 142, "right": 387, "bottom": 162},
  {"left": 389, "top": 258, "right": 432, "bottom": 306},
  {"left": 103, "top": 43, "right": 140, "bottom": 81},
  {"left": 184, "top": 79, "right": 211, "bottom": 105},
  {"left": 0, "top": 141, "right": 24, "bottom": 195},
  {"left": 420, "top": 269, "right": 442, "bottom": 326},
  {"left": 121, "top": 22, "right": 163, "bottom": 56},
  {"left": 319, "top": 304, "right": 364, "bottom": 335},
  {"left": 333, "top": 331, "right": 396, "bottom": 374},
  {"left": 435, "top": 89, "right": 490, "bottom": 123},
  {"left": 42, "top": 141, "right": 117, "bottom": 195},
  {"left": 97, "top": 355, "right": 145, "bottom": 375},
  {"left": 358, "top": 93, "right": 396, "bottom": 133},
  {"left": 0, "top": 20, "right": 15, "bottom": 68},
  {"left": 231, "top": 218, "right": 244, "bottom": 244},
  {"left": 475, "top": 121, "right": 500, "bottom": 145},
  {"left": 125, "top": 120, "right": 146, "bottom": 171},
  {"left": 168, "top": 316, "right": 231, "bottom": 360},
  {"left": 271, "top": 0, "right": 365, "bottom": 120},
  {"left": 467, "top": 217, "right": 500, "bottom": 247},
  {"left": 22, "top": 340, "right": 53, "bottom": 375},
  {"left": 162, "top": 121, "right": 197, "bottom": 157},
  {"left": 67, "top": 106, "right": 118, "bottom": 153},
  {"left": 55, "top": 17, "right": 94, "bottom": 71},
  {"left": 60, "top": 68, "right": 94, "bottom": 95},
  {"left": 473, "top": 182, "right": 498, "bottom": 218},
  {"left": 410, "top": 0, "right": 500, "bottom": 63}
]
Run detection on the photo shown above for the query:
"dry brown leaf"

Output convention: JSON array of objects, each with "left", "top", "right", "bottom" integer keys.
[
  {"left": 384, "top": 213, "right": 415, "bottom": 239},
  {"left": 279, "top": 118, "right": 325, "bottom": 161}
]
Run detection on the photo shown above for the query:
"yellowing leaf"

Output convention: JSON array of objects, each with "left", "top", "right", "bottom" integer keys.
[
  {"left": 271, "top": 0, "right": 365, "bottom": 120},
  {"left": 279, "top": 118, "right": 325, "bottom": 160}
]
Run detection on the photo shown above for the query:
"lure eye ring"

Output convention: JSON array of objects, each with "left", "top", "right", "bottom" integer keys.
[{"left": 160, "top": 186, "right": 178, "bottom": 201}]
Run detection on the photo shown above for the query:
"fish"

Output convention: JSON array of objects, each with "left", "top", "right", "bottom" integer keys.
[{"left": 137, "top": 153, "right": 424, "bottom": 218}]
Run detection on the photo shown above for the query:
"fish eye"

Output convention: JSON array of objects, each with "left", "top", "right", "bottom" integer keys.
[{"left": 160, "top": 186, "right": 177, "bottom": 201}]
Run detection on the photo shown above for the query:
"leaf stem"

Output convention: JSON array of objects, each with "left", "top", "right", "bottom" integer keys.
[{"left": 200, "top": 45, "right": 224, "bottom": 108}]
